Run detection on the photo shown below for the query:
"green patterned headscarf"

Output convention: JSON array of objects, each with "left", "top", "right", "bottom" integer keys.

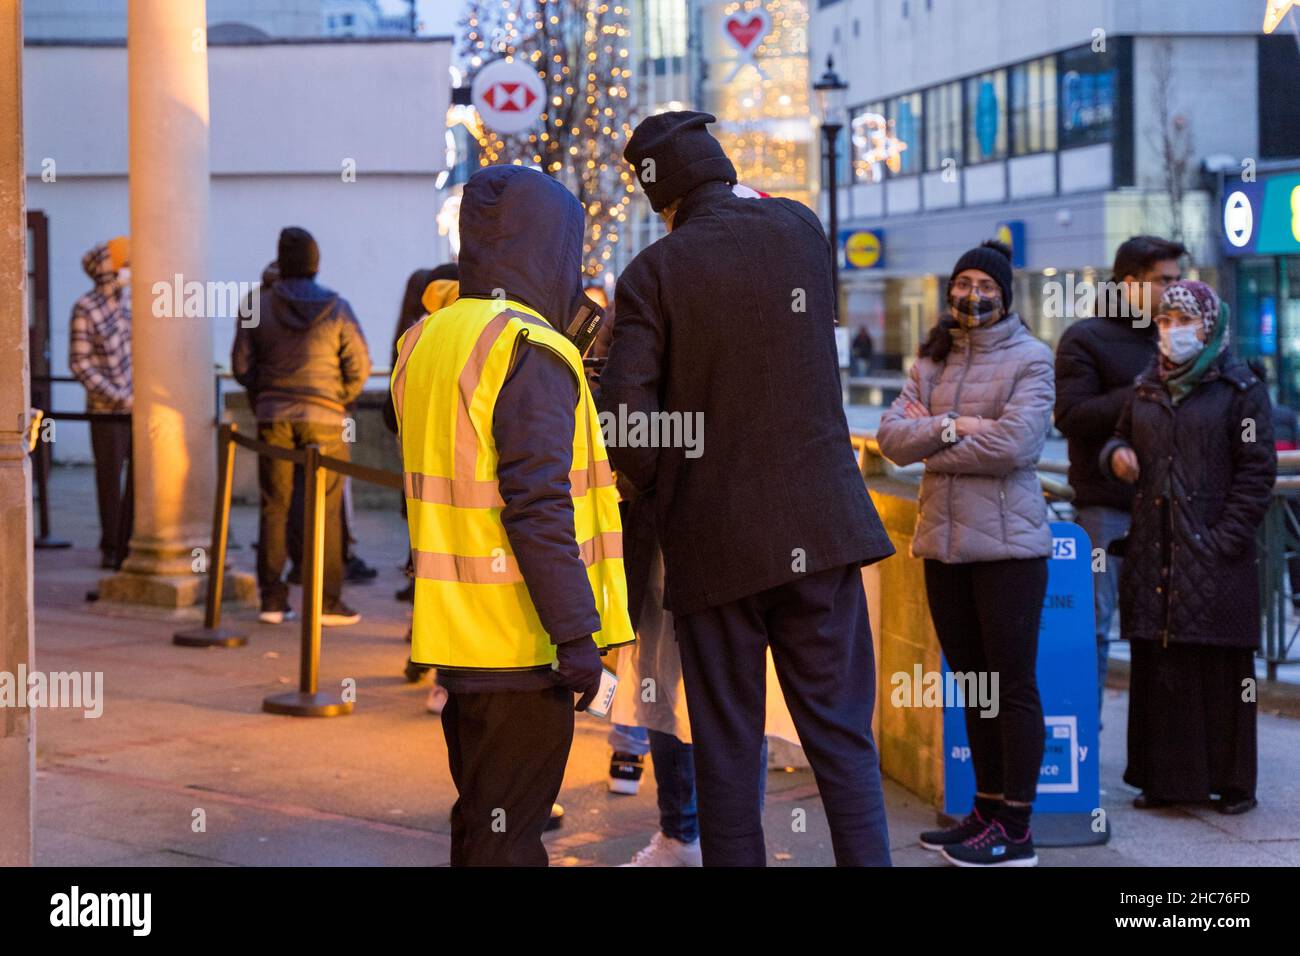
[{"left": 1158, "top": 281, "right": 1230, "bottom": 405}]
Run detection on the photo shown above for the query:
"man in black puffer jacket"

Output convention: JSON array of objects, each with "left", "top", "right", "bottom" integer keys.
[
  {"left": 232, "top": 227, "right": 372, "bottom": 626},
  {"left": 1054, "top": 235, "right": 1185, "bottom": 713},
  {"left": 601, "top": 111, "right": 895, "bottom": 867}
]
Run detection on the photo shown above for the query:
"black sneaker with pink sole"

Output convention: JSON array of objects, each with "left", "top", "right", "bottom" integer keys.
[{"left": 941, "top": 820, "right": 1038, "bottom": 867}]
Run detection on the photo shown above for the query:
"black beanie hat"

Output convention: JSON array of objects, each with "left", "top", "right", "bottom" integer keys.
[
  {"left": 623, "top": 110, "right": 738, "bottom": 212},
  {"left": 277, "top": 226, "right": 320, "bottom": 278},
  {"left": 949, "top": 239, "right": 1014, "bottom": 309}
]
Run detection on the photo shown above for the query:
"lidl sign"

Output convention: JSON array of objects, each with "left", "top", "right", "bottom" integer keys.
[
  {"left": 1220, "top": 172, "right": 1300, "bottom": 257},
  {"left": 840, "top": 229, "right": 885, "bottom": 270},
  {"left": 995, "top": 220, "right": 1026, "bottom": 267}
]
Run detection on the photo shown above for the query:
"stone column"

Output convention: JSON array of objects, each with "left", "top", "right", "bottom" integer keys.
[
  {"left": 102, "top": 0, "right": 215, "bottom": 607},
  {"left": 0, "top": 0, "right": 36, "bottom": 866}
]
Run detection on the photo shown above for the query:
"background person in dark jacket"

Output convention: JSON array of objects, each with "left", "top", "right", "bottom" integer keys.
[
  {"left": 601, "top": 111, "right": 896, "bottom": 867},
  {"left": 1055, "top": 235, "right": 1185, "bottom": 715},
  {"left": 232, "top": 227, "right": 372, "bottom": 626},
  {"left": 1102, "top": 281, "right": 1275, "bottom": 815}
]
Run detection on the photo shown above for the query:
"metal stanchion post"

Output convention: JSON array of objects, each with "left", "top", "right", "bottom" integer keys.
[
  {"left": 31, "top": 411, "right": 70, "bottom": 549},
  {"left": 263, "top": 443, "right": 352, "bottom": 716},
  {"left": 174, "top": 422, "right": 248, "bottom": 647}
]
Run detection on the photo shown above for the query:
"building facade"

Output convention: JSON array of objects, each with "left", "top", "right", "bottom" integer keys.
[
  {"left": 809, "top": 0, "right": 1300, "bottom": 379},
  {"left": 24, "top": 36, "right": 453, "bottom": 462}
]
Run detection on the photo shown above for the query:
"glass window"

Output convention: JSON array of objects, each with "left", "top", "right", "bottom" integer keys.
[
  {"left": 924, "top": 81, "right": 962, "bottom": 172},
  {"left": 848, "top": 102, "right": 886, "bottom": 182},
  {"left": 1059, "top": 44, "right": 1117, "bottom": 149},
  {"left": 1010, "top": 57, "right": 1057, "bottom": 155},
  {"left": 964, "top": 69, "right": 1007, "bottom": 163},
  {"left": 887, "top": 92, "right": 923, "bottom": 175}
]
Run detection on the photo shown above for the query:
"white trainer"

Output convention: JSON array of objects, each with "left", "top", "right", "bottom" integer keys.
[{"left": 619, "top": 831, "right": 703, "bottom": 867}]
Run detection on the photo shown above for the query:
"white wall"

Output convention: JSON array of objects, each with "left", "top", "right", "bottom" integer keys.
[
  {"left": 24, "top": 39, "right": 452, "bottom": 462},
  {"left": 24, "top": 0, "right": 328, "bottom": 40}
]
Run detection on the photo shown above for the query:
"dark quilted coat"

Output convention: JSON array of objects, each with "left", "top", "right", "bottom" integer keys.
[{"left": 1101, "top": 354, "right": 1277, "bottom": 649}]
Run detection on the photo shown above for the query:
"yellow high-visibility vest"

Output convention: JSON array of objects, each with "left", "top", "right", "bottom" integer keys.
[{"left": 390, "top": 297, "right": 635, "bottom": 670}]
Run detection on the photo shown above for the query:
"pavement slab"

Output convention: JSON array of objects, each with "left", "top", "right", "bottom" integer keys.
[{"left": 27, "top": 464, "right": 1299, "bottom": 867}]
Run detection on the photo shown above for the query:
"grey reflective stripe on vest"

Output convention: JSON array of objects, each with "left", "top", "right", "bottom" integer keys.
[
  {"left": 412, "top": 530, "right": 623, "bottom": 584},
  {"left": 455, "top": 311, "right": 515, "bottom": 480},
  {"left": 406, "top": 307, "right": 621, "bottom": 586},
  {"left": 404, "top": 460, "right": 614, "bottom": 508},
  {"left": 390, "top": 317, "right": 428, "bottom": 426}
]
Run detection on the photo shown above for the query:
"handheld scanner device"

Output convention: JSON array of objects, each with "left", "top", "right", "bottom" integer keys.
[{"left": 566, "top": 296, "right": 605, "bottom": 357}]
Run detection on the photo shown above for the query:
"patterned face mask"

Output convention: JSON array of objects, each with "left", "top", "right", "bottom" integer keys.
[{"left": 949, "top": 291, "right": 1002, "bottom": 328}]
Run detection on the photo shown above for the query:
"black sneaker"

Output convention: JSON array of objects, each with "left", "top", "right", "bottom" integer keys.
[
  {"left": 346, "top": 556, "right": 378, "bottom": 583},
  {"left": 608, "top": 751, "right": 645, "bottom": 795},
  {"left": 395, "top": 581, "right": 415, "bottom": 603},
  {"left": 941, "top": 820, "right": 1038, "bottom": 867},
  {"left": 919, "top": 810, "right": 991, "bottom": 851},
  {"left": 320, "top": 603, "right": 361, "bottom": 627},
  {"left": 258, "top": 606, "right": 298, "bottom": 625}
]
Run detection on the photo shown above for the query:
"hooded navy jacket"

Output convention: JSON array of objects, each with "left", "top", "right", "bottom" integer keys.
[{"left": 436, "top": 165, "right": 605, "bottom": 693}]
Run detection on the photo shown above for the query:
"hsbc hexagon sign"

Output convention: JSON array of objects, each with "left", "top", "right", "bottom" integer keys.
[{"left": 471, "top": 59, "right": 545, "bottom": 135}]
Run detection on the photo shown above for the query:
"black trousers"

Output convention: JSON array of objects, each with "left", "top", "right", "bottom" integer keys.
[
  {"left": 674, "top": 562, "right": 891, "bottom": 867},
  {"left": 256, "top": 420, "right": 346, "bottom": 610},
  {"left": 441, "top": 687, "right": 573, "bottom": 867},
  {"left": 923, "top": 557, "right": 1048, "bottom": 805},
  {"left": 89, "top": 416, "right": 133, "bottom": 564}
]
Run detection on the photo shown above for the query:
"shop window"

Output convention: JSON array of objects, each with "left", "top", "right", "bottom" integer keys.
[
  {"left": 924, "top": 81, "right": 962, "bottom": 172},
  {"left": 964, "top": 69, "right": 1007, "bottom": 163},
  {"left": 1058, "top": 44, "right": 1117, "bottom": 149},
  {"left": 1010, "top": 57, "right": 1057, "bottom": 155},
  {"left": 887, "top": 92, "right": 923, "bottom": 175}
]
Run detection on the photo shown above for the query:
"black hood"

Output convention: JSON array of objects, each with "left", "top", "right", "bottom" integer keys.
[
  {"left": 270, "top": 276, "right": 340, "bottom": 330},
  {"left": 457, "top": 165, "right": 585, "bottom": 329}
]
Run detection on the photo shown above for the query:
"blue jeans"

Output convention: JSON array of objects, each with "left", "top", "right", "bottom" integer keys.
[
  {"left": 1075, "top": 506, "right": 1130, "bottom": 716},
  {"left": 609, "top": 723, "right": 650, "bottom": 756},
  {"left": 649, "top": 729, "right": 768, "bottom": 844}
]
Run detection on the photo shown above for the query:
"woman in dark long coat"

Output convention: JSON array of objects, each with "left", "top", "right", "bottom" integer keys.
[{"left": 1102, "top": 280, "right": 1276, "bottom": 814}]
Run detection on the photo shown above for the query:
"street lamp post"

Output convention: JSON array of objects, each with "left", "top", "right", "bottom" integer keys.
[{"left": 814, "top": 56, "right": 849, "bottom": 322}]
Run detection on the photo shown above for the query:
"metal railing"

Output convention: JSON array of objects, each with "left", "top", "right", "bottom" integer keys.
[
  {"left": 851, "top": 430, "right": 1300, "bottom": 678},
  {"left": 174, "top": 421, "right": 403, "bottom": 718}
]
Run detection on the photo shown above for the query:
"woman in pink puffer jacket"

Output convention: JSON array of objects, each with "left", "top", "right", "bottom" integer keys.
[{"left": 877, "top": 239, "right": 1054, "bottom": 868}]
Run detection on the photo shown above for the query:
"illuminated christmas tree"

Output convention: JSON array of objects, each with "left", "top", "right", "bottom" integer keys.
[{"left": 460, "top": 0, "right": 637, "bottom": 277}]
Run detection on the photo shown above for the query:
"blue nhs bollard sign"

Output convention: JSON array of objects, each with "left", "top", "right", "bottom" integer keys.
[{"left": 942, "top": 521, "right": 1107, "bottom": 845}]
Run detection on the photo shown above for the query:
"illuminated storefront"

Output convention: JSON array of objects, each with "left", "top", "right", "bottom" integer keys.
[
  {"left": 1218, "top": 163, "right": 1300, "bottom": 407},
  {"left": 702, "top": 0, "right": 815, "bottom": 210}
]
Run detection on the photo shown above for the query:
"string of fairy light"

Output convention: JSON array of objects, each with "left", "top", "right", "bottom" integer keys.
[
  {"left": 461, "top": 0, "right": 636, "bottom": 276},
  {"left": 716, "top": 0, "right": 812, "bottom": 209}
]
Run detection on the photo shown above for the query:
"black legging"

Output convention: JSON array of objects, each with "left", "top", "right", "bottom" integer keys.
[{"left": 923, "top": 557, "right": 1048, "bottom": 805}]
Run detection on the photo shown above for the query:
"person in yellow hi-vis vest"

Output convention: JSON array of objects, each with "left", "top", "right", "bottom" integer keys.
[{"left": 390, "top": 165, "right": 634, "bottom": 867}]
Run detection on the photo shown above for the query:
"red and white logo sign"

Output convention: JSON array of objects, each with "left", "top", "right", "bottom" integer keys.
[
  {"left": 722, "top": 7, "right": 771, "bottom": 81},
  {"left": 472, "top": 59, "right": 546, "bottom": 135}
]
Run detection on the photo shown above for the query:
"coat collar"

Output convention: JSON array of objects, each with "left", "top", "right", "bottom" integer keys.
[
  {"left": 950, "top": 312, "right": 1028, "bottom": 352},
  {"left": 672, "top": 181, "right": 737, "bottom": 229}
]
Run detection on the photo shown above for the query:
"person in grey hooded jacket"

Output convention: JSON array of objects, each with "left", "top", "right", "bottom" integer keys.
[{"left": 877, "top": 239, "right": 1053, "bottom": 868}]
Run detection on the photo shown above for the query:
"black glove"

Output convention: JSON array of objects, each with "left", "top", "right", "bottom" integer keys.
[{"left": 553, "top": 635, "right": 603, "bottom": 712}]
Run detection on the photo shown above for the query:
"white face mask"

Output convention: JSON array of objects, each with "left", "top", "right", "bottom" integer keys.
[{"left": 1158, "top": 323, "right": 1203, "bottom": 364}]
